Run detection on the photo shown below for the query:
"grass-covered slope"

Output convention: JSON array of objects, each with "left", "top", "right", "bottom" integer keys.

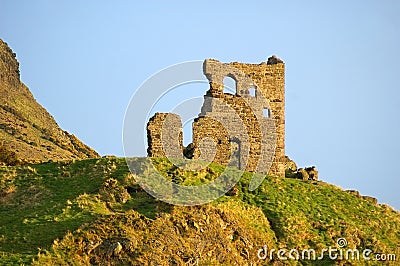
[
  {"left": 0, "top": 39, "right": 99, "bottom": 163},
  {"left": 0, "top": 157, "right": 399, "bottom": 265}
]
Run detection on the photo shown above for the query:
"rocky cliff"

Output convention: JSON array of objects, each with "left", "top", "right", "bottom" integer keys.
[{"left": 0, "top": 39, "right": 99, "bottom": 163}]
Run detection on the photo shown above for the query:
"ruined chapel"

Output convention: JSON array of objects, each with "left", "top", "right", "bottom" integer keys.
[{"left": 147, "top": 56, "right": 285, "bottom": 177}]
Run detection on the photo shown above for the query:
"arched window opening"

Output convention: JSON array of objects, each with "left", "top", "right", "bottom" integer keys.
[{"left": 223, "top": 76, "right": 236, "bottom": 95}]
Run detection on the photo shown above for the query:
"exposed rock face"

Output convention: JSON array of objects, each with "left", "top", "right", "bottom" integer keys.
[
  {"left": 284, "top": 155, "right": 297, "bottom": 177},
  {"left": 0, "top": 39, "right": 99, "bottom": 162},
  {"left": 284, "top": 156, "right": 319, "bottom": 181},
  {"left": 296, "top": 168, "right": 310, "bottom": 181},
  {"left": 305, "top": 166, "right": 318, "bottom": 180},
  {"left": 345, "top": 190, "right": 378, "bottom": 205}
]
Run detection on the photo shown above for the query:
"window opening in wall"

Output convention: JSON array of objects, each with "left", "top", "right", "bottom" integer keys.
[
  {"left": 263, "top": 108, "right": 270, "bottom": 118},
  {"left": 248, "top": 87, "right": 256, "bottom": 97},
  {"left": 223, "top": 76, "right": 236, "bottom": 94},
  {"left": 229, "top": 138, "right": 241, "bottom": 169}
]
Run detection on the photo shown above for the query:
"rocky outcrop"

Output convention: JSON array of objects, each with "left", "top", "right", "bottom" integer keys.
[
  {"left": 284, "top": 156, "right": 318, "bottom": 181},
  {"left": 0, "top": 39, "right": 99, "bottom": 163},
  {"left": 345, "top": 190, "right": 378, "bottom": 205}
]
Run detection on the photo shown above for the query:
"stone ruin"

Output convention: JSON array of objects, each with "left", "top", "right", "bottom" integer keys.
[{"left": 147, "top": 56, "right": 286, "bottom": 177}]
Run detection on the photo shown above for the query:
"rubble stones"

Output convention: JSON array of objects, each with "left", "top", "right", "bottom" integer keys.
[{"left": 305, "top": 166, "right": 318, "bottom": 181}]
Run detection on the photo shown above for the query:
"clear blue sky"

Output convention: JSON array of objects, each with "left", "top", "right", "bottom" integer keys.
[{"left": 1, "top": 1, "right": 399, "bottom": 210}]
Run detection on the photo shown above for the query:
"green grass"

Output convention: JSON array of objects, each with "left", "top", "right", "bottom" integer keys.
[
  {"left": 236, "top": 173, "right": 400, "bottom": 253},
  {"left": 0, "top": 157, "right": 399, "bottom": 265},
  {"left": 0, "top": 159, "right": 125, "bottom": 260}
]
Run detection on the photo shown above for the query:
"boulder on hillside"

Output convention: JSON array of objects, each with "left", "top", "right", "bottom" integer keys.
[{"left": 284, "top": 156, "right": 319, "bottom": 181}]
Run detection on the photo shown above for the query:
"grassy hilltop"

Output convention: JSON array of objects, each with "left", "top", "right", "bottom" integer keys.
[
  {"left": 1, "top": 37, "right": 398, "bottom": 265},
  {"left": 0, "top": 157, "right": 399, "bottom": 265}
]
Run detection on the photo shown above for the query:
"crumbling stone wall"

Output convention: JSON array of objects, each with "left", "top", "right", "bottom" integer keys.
[
  {"left": 147, "top": 56, "right": 285, "bottom": 177},
  {"left": 226, "top": 56, "right": 285, "bottom": 177},
  {"left": 147, "top": 113, "right": 183, "bottom": 159}
]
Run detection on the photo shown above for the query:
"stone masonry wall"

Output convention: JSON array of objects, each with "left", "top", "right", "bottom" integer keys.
[
  {"left": 147, "top": 56, "right": 285, "bottom": 177},
  {"left": 227, "top": 57, "right": 285, "bottom": 177},
  {"left": 147, "top": 113, "right": 183, "bottom": 159}
]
